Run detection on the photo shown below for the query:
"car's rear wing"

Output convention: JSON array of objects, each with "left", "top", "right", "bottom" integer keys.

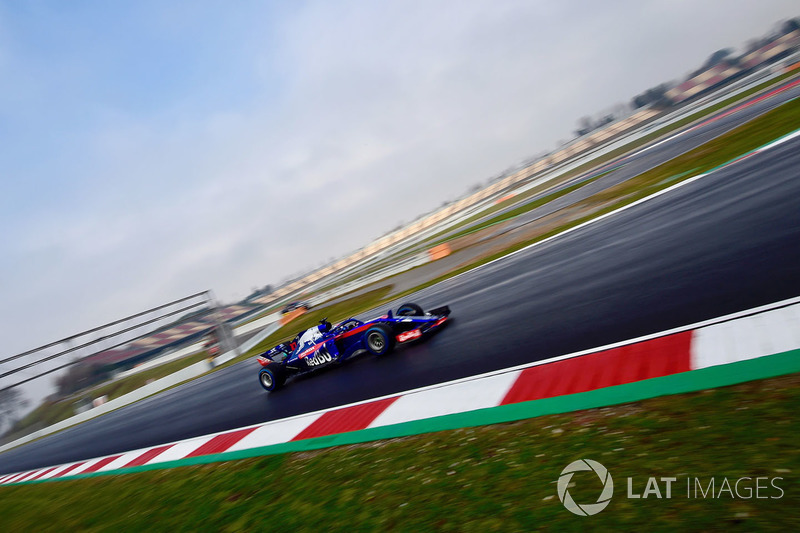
[
  {"left": 257, "top": 343, "right": 292, "bottom": 366},
  {"left": 260, "top": 342, "right": 292, "bottom": 361}
]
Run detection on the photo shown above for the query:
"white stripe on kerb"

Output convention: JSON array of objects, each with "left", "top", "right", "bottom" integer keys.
[
  {"left": 38, "top": 463, "right": 77, "bottom": 480},
  {"left": 6, "top": 471, "right": 36, "bottom": 483},
  {"left": 227, "top": 413, "right": 324, "bottom": 452},
  {"left": 368, "top": 371, "right": 521, "bottom": 428},
  {"left": 68, "top": 457, "right": 106, "bottom": 476},
  {"left": 692, "top": 304, "right": 800, "bottom": 369},
  {"left": 148, "top": 437, "right": 214, "bottom": 464},
  {"left": 7, "top": 471, "right": 35, "bottom": 483},
  {"left": 96, "top": 448, "right": 154, "bottom": 472}
]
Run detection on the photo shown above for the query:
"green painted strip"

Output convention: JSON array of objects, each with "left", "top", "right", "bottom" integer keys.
[
  {"left": 17, "top": 348, "right": 800, "bottom": 485},
  {"left": 702, "top": 121, "right": 800, "bottom": 175},
  {"left": 657, "top": 168, "right": 698, "bottom": 186}
]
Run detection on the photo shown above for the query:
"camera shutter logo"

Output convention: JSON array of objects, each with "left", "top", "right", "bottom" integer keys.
[{"left": 557, "top": 459, "right": 614, "bottom": 516}]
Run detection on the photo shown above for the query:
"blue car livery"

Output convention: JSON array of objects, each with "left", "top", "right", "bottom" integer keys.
[{"left": 256, "top": 302, "right": 451, "bottom": 391}]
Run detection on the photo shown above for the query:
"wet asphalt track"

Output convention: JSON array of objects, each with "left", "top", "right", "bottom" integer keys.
[{"left": 1, "top": 92, "right": 799, "bottom": 474}]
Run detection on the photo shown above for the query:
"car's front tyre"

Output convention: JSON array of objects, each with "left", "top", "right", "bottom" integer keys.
[{"left": 364, "top": 324, "right": 396, "bottom": 355}]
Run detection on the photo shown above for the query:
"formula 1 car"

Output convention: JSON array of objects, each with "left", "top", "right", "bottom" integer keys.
[
  {"left": 281, "top": 301, "right": 312, "bottom": 314},
  {"left": 256, "top": 302, "right": 450, "bottom": 392}
]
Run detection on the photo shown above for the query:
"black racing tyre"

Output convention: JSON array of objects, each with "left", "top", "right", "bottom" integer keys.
[
  {"left": 396, "top": 302, "right": 424, "bottom": 316},
  {"left": 259, "top": 367, "right": 286, "bottom": 392},
  {"left": 364, "top": 324, "right": 396, "bottom": 355}
]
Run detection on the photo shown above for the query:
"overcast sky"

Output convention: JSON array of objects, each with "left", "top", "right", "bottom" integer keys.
[{"left": 1, "top": 0, "right": 798, "bottom": 363}]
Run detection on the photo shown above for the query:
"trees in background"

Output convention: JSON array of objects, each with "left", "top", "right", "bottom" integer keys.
[
  {"left": 632, "top": 84, "right": 671, "bottom": 109},
  {"left": 0, "top": 388, "right": 29, "bottom": 432},
  {"left": 54, "top": 363, "right": 108, "bottom": 397}
]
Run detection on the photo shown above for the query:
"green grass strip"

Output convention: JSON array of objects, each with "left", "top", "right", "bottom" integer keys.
[{"left": 426, "top": 166, "right": 621, "bottom": 247}]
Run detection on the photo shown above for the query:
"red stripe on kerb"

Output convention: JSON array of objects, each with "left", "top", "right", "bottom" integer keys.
[
  {"left": 501, "top": 331, "right": 692, "bottom": 405},
  {"left": 186, "top": 427, "right": 259, "bottom": 457},
  {"left": 15, "top": 470, "right": 41, "bottom": 482},
  {"left": 27, "top": 466, "right": 58, "bottom": 481},
  {"left": 52, "top": 462, "right": 87, "bottom": 478},
  {"left": 292, "top": 397, "right": 399, "bottom": 441},
  {"left": 1, "top": 473, "right": 27, "bottom": 484},
  {"left": 123, "top": 445, "right": 172, "bottom": 468},
  {"left": 9, "top": 471, "right": 39, "bottom": 483},
  {"left": 81, "top": 455, "right": 123, "bottom": 474}
]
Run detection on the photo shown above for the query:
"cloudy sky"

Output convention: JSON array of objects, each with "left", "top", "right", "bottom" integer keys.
[{"left": 1, "top": 0, "right": 798, "bottom": 363}]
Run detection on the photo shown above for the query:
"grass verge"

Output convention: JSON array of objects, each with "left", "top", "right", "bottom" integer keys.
[
  {"left": 425, "top": 167, "right": 615, "bottom": 247},
  {"left": 1, "top": 372, "right": 797, "bottom": 531},
  {"left": 583, "top": 100, "right": 800, "bottom": 209},
  {"left": 91, "top": 352, "right": 212, "bottom": 401}
]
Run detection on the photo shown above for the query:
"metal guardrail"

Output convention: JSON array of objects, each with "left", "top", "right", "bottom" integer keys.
[{"left": 0, "top": 291, "right": 213, "bottom": 395}]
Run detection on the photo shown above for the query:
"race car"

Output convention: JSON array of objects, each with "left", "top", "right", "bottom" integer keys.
[
  {"left": 256, "top": 302, "right": 450, "bottom": 391},
  {"left": 281, "top": 300, "right": 312, "bottom": 314}
]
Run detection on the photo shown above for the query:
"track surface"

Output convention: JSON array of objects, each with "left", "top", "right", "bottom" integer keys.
[{"left": 2, "top": 92, "right": 800, "bottom": 475}]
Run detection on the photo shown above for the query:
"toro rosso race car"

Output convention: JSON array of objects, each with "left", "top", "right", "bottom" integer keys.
[{"left": 257, "top": 302, "right": 450, "bottom": 392}]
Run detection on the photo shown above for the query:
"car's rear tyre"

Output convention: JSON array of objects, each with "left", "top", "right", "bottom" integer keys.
[
  {"left": 397, "top": 303, "right": 424, "bottom": 316},
  {"left": 259, "top": 367, "right": 285, "bottom": 392},
  {"left": 364, "top": 324, "right": 395, "bottom": 355}
]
